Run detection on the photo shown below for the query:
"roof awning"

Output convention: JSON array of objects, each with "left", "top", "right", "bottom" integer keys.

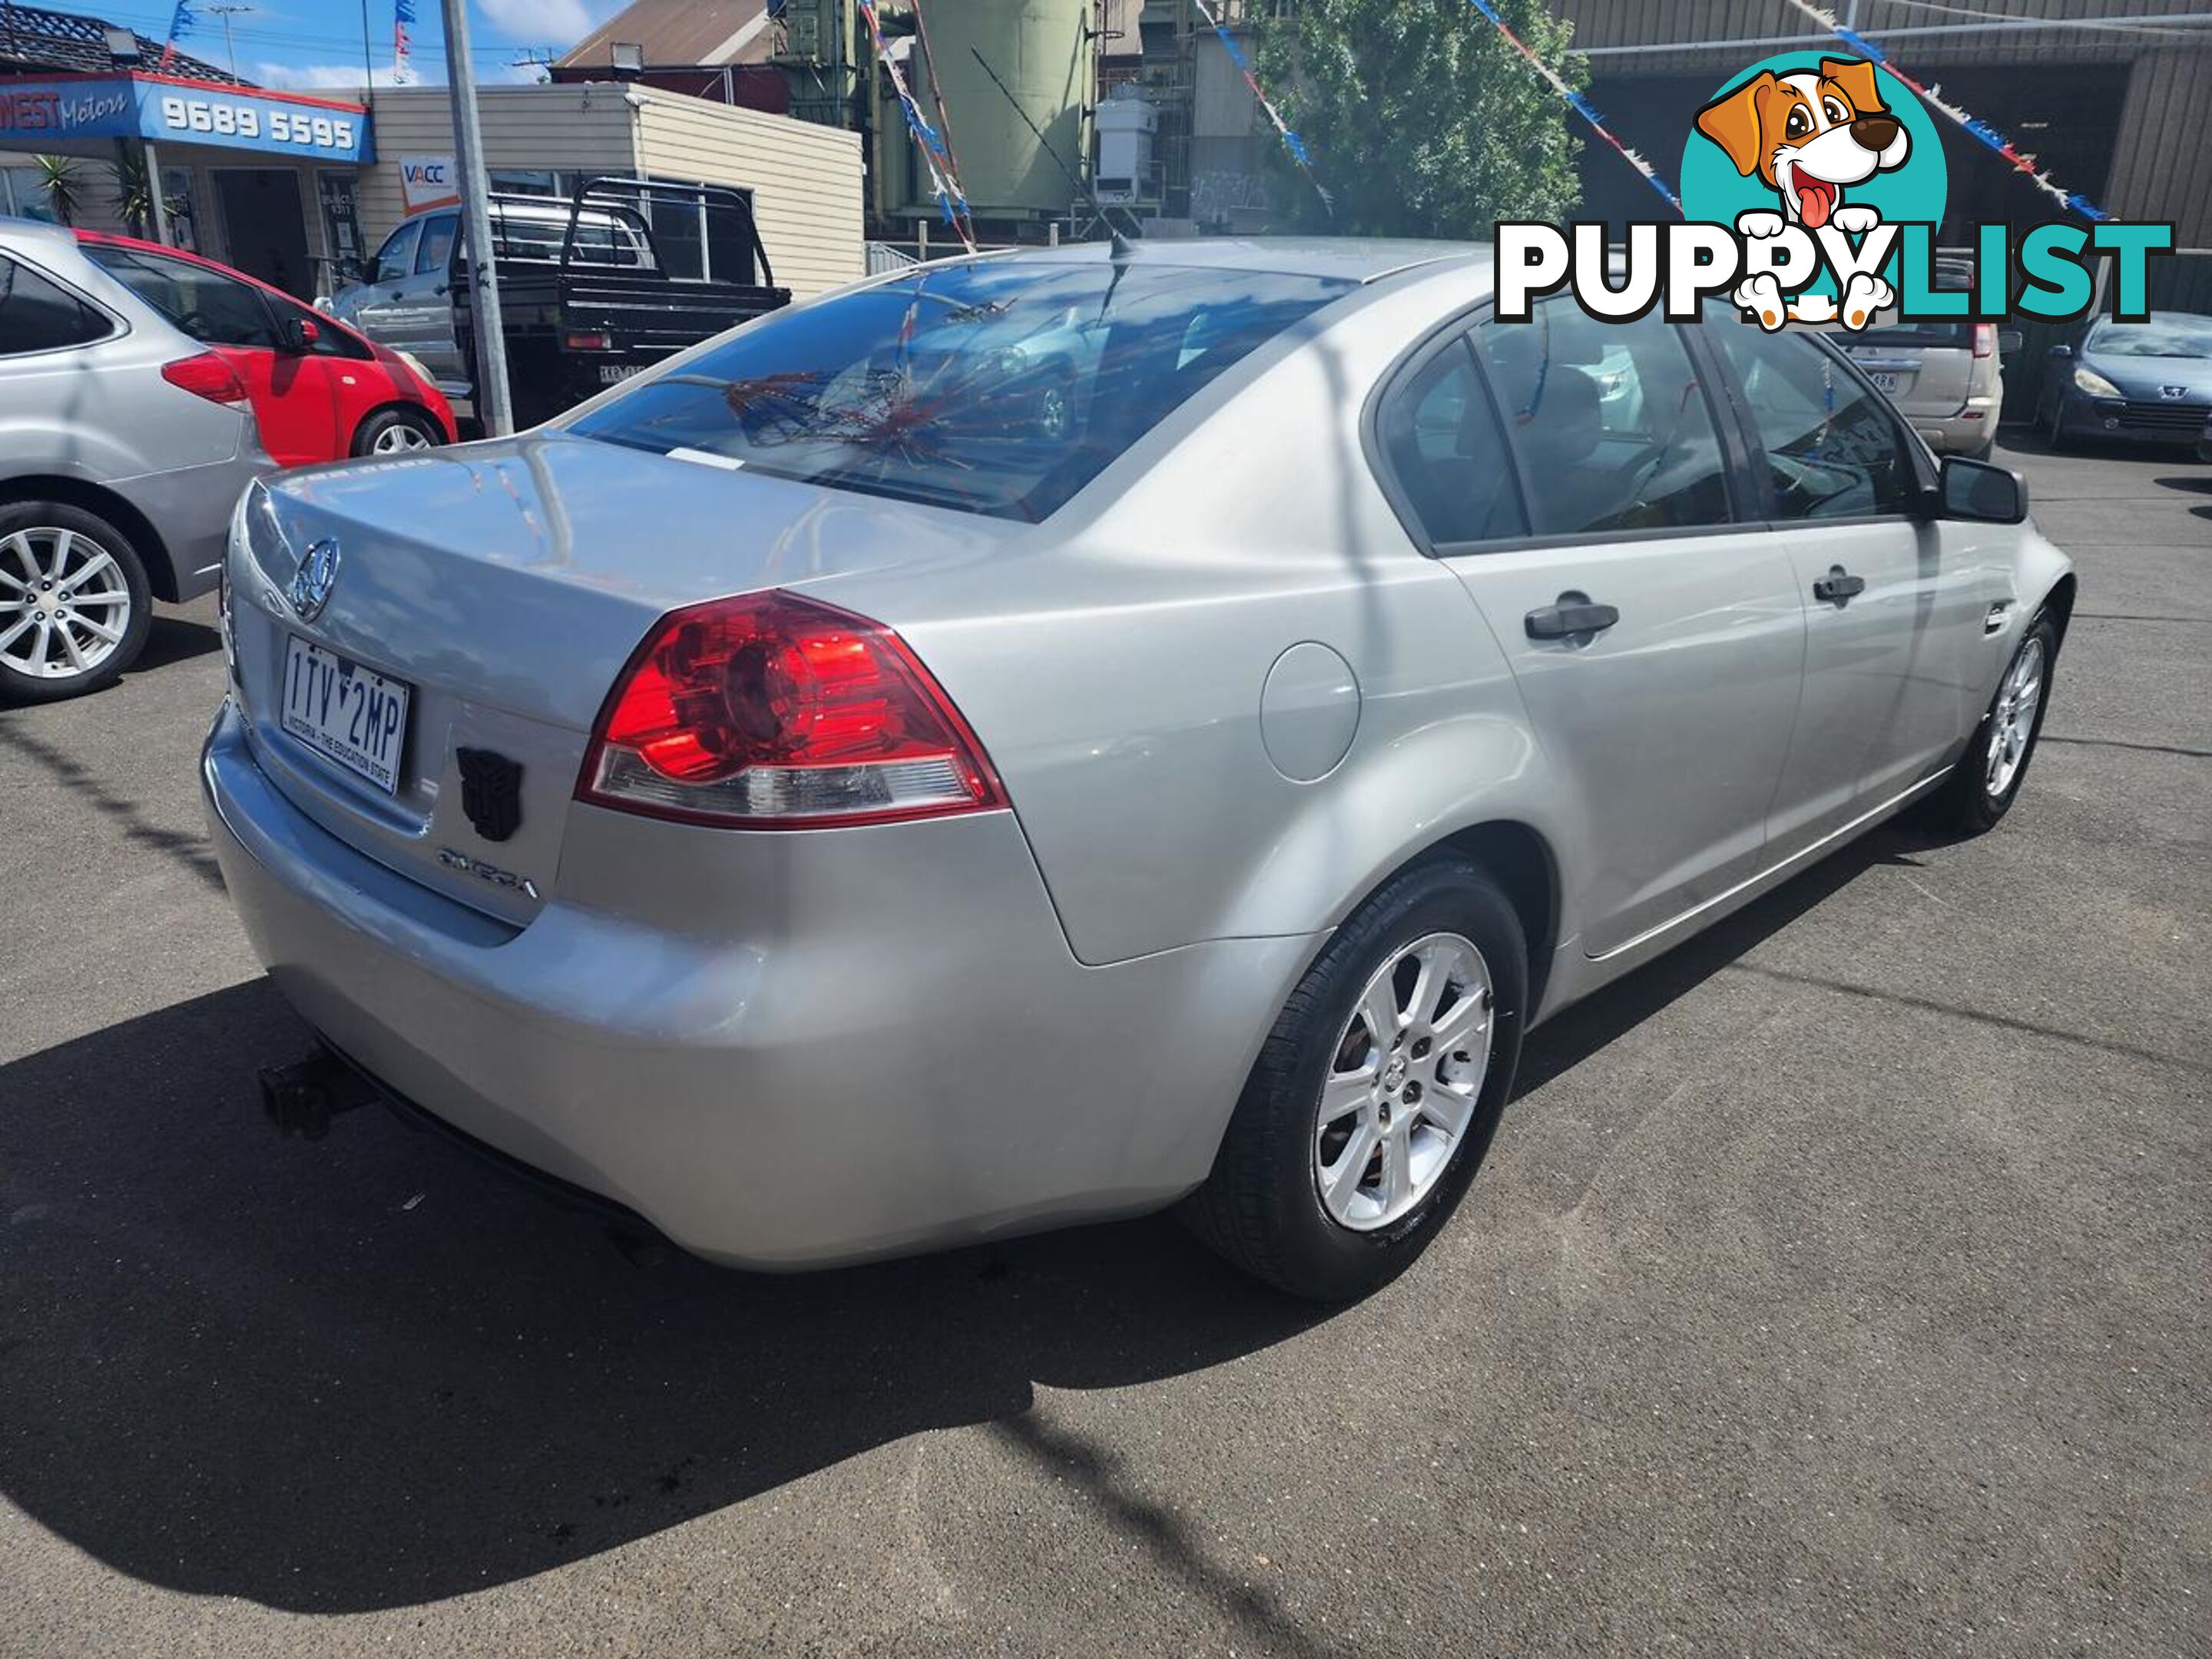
[{"left": 0, "top": 72, "right": 372, "bottom": 163}]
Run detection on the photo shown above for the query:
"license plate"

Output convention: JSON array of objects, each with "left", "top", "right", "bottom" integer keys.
[
  {"left": 280, "top": 635, "right": 410, "bottom": 794},
  {"left": 598, "top": 363, "right": 646, "bottom": 386},
  {"left": 1868, "top": 371, "right": 1906, "bottom": 393}
]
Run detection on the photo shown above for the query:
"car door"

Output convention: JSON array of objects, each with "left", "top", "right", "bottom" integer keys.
[
  {"left": 1380, "top": 297, "right": 1807, "bottom": 962},
  {"left": 399, "top": 211, "right": 463, "bottom": 382},
  {"left": 1702, "top": 320, "right": 1995, "bottom": 855},
  {"left": 345, "top": 220, "right": 423, "bottom": 356},
  {"left": 80, "top": 243, "right": 342, "bottom": 468}
]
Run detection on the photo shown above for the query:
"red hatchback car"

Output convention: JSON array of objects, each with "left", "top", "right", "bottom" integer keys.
[{"left": 75, "top": 233, "right": 459, "bottom": 468}]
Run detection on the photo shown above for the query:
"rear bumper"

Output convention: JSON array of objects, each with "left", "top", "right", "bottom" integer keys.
[
  {"left": 201, "top": 699, "right": 1303, "bottom": 1268},
  {"left": 116, "top": 450, "right": 265, "bottom": 601}
]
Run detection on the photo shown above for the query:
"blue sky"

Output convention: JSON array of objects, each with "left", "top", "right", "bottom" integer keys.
[{"left": 99, "top": 0, "right": 631, "bottom": 90}]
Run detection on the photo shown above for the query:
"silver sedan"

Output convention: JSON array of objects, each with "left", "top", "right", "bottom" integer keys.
[{"left": 202, "top": 241, "right": 2073, "bottom": 1300}]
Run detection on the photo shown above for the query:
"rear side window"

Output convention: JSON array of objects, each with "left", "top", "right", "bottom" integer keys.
[
  {"left": 85, "top": 244, "right": 280, "bottom": 349},
  {"left": 0, "top": 254, "right": 111, "bottom": 355},
  {"left": 1377, "top": 338, "right": 1526, "bottom": 545},
  {"left": 415, "top": 215, "right": 458, "bottom": 275},
  {"left": 569, "top": 260, "right": 1356, "bottom": 521},
  {"left": 1473, "top": 300, "right": 1734, "bottom": 538},
  {"left": 1709, "top": 323, "right": 1919, "bottom": 519}
]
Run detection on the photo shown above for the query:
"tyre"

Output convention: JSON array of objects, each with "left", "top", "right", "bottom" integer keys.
[
  {"left": 1184, "top": 856, "right": 1528, "bottom": 1301},
  {"left": 351, "top": 406, "right": 445, "bottom": 458},
  {"left": 0, "top": 501, "right": 153, "bottom": 704},
  {"left": 2045, "top": 392, "right": 2070, "bottom": 452},
  {"left": 1935, "top": 611, "right": 2058, "bottom": 834}
]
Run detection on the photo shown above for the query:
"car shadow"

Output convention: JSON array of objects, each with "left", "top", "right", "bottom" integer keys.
[
  {"left": 135, "top": 611, "right": 222, "bottom": 674},
  {"left": 0, "top": 819, "right": 1942, "bottom": 1616}
]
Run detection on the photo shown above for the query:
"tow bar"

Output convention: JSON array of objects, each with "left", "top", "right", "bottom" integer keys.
[{"left": 257, "top": 1046, "right": 378, "bottom": 1139}]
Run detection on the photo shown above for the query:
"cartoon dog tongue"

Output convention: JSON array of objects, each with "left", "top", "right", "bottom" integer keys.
[{"left": 1793, "top": 167, "right": 1838, "bottom": 229}]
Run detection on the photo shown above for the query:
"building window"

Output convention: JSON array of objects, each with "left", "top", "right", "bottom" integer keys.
[{"left": 0, "top": 165, "right": 60, "bottom": 223}]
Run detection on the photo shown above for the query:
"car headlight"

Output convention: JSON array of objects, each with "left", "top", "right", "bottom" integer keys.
[
  {"left": 2073, "top": 365, "right": 2123, "bottom": 399},
  {"left": 395, "top": 349, "right": 435, "bottom": 385}
]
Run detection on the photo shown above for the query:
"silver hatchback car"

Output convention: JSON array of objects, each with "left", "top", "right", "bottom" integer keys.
[
  {"left": 204, "top": 241, "right": 2073, "bottom": 1300},
  {"left": 1, "top": 217, "right": 267, "bottom": 701}
]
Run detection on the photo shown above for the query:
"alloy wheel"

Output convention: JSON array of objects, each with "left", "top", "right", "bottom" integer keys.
[
  {"left": 1313, "top": 931, "right": 1495, "bottom": 1232},
  {"left": 0, "top": 527, "right": 133, "bottom": 682},
  {"left": 1986, "top": 636, "right": 2045, "bottom": 800},
  {"left": 371, "top": 420, "right": 435, "bottom": 455}
]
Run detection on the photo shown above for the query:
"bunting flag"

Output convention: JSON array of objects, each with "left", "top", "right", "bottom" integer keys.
[
  {"left": 859, "top": 1, "right": 977, "bottom": 253},
  {"left": 158, "top": 0, "right": 196, "bottom": 73},
  {"left": 392, "top": 0, "right": 419, "bottom": 86},
  {"left": 1778, "top": 0, "right": 2109, "bottom": 221},
  {"left": 1187, "top": 0, "right": 1331, "bottom": 217},
  {"left": 1460, "top": 0, "right": 1683, "bottom": 214}
]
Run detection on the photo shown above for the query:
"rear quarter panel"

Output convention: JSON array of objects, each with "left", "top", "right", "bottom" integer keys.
[{"left": 824, "top": 267, "right": 1588, "bottom": 972}]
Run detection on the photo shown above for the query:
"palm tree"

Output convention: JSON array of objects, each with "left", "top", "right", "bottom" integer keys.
[
  {"left": 108, "top": 150, "right": 177, "bottom": 240},
  {"left": 31, "top": 155, "right": 81, "bottom": 227}
]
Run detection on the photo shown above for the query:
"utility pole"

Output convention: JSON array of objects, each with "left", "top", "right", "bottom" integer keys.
[
  {"left": 441, "top": 0, "right": 516, "bottom": 436},
  {"left": 204, "top": 3, "right": 251, "bottom": 81}
]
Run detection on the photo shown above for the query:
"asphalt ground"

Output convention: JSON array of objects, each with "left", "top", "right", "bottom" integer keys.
[{"left": 1, "top": 436, "right": 2205, "bottom": 1657}]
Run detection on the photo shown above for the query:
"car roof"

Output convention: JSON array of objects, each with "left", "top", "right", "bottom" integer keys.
[
  {"left": 963, "top": 237, "right": 1487, "bottom": 285},
  {"left": 0, "top": 214, "right": 85, "bottom": 254}
]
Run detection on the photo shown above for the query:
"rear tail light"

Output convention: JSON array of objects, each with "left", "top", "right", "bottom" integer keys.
[
  {"left": 578, "top": 590, "right": 1007, "bottom": 829},
  {"left": 1972, "top": 323, "right": 1997, "bottom": 359},
  {"left": 565, "top": 331, "right": 614, "bottom": 352},
  {"left": 161, "top": 352, "right": 248, "bottom": 404}
]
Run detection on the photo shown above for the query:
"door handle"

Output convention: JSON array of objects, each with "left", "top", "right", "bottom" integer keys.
[
  {"left": 1525, "top": 594, "right": 1620, "bottom": 641},
  {"left": 1813, "top": 566, "right": 1867, "bottom": 603}
]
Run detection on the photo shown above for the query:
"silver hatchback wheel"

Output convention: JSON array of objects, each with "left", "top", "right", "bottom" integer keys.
[
  {"left": 1314, "top": 931, "right": 1495, "bottom": 1232},
  {"left": 0, "top": 526, "right": 133, "bottom": 682},
  {"left": 1986, "top": 635, "right": 2045, "bottom": 799},
  {"left": 370, "top": 419, "right": 435, "bottom": 455}
]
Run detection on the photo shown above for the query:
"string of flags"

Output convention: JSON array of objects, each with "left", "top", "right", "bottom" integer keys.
[
  {"left": 858, "top": 1, "right": 978, "bottom": 253},
  {"left": 1187, "top": 0, "right": 1332, "bottom": 218},
  {"left": 1459, "top": 0, "right": 1682, "bottom": 214},
  {"left": 1777, "top": 0, "right": 2111, "bottom": 222},
  {"left": 392, "top": 0, "right": 419, "bottom": 87}
]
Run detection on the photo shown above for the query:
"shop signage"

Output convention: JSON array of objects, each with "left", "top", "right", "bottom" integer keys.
[
  {"left": 400, "top": 154, "right": 460, "bottom": 212},
  {"left": 0, "top": 75, "right": 372, "bottom": 164}
]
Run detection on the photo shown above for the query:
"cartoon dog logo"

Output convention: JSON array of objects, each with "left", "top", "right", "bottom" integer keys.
[{"left": 1695, "top": 57, "right": 1911, "bottom": 329}]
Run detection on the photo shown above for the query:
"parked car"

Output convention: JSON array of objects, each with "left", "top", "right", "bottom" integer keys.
[
  {"left": 333, "top": 180, "right": 790, "bottom": 426},
  {"left": 203, "top": 241, "right": 2074, "bottom": 1300},
  {"left": 76, "top": 234, "right": 457, "bottom": 465},
  {"left": 1839, "top": 258, "right": 2015, "bottom": 459},
  {"left": 0, "top": 216, "right": 270, "bottom": 702},
  {"left": 2037, "top": 310, "right": 2212, "bottom": 450}
]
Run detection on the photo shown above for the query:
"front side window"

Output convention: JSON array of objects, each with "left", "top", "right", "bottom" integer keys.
[
  {"left": 1710, "top": 323, "right": 1919, "bottom": 519},
  {"left": 0, "top": 254, "right": 111, "bottom": 355},
  {"left": 1378, "top": 338, "right": 1526, "bottom": 545},
  {"left": 569, "top": 260, "right": 1356, "bottom": 521},
  {"left": 82, "top": 245, "right": 279, "bottom": 349},
  {"left": 372, "top": 221, "right": 421, "bottom": 285},
  {"left": 1474, "top": 299, "right": 1733, "bottom": 537}
]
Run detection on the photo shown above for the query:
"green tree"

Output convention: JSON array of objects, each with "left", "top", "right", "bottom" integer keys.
[{"left": 1253, "top": 0, "right": 1584, "bottom": 236}]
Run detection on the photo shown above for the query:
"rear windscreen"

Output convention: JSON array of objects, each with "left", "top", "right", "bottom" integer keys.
[{"left": 567, "top": 260, "right": 1356, "bottom": 521}]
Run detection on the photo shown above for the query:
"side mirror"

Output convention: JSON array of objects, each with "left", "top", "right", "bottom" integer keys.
[
  {"left": 2045, "top": 343, "right": 2074, "bottom": 360},
  {"left": 1997, "top": 329, "right": 2024, "bottom": 356},
  {"left": 277, "top": 315, "right": 320, "bottom": 353},
  {"left": 1939, "top": 455, "right": 2027, "bottom": 525}
]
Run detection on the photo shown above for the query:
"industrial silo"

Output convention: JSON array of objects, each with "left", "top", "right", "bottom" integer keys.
[{"left": 912, "top": 0, "right": 1093, "bottom": 221}]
